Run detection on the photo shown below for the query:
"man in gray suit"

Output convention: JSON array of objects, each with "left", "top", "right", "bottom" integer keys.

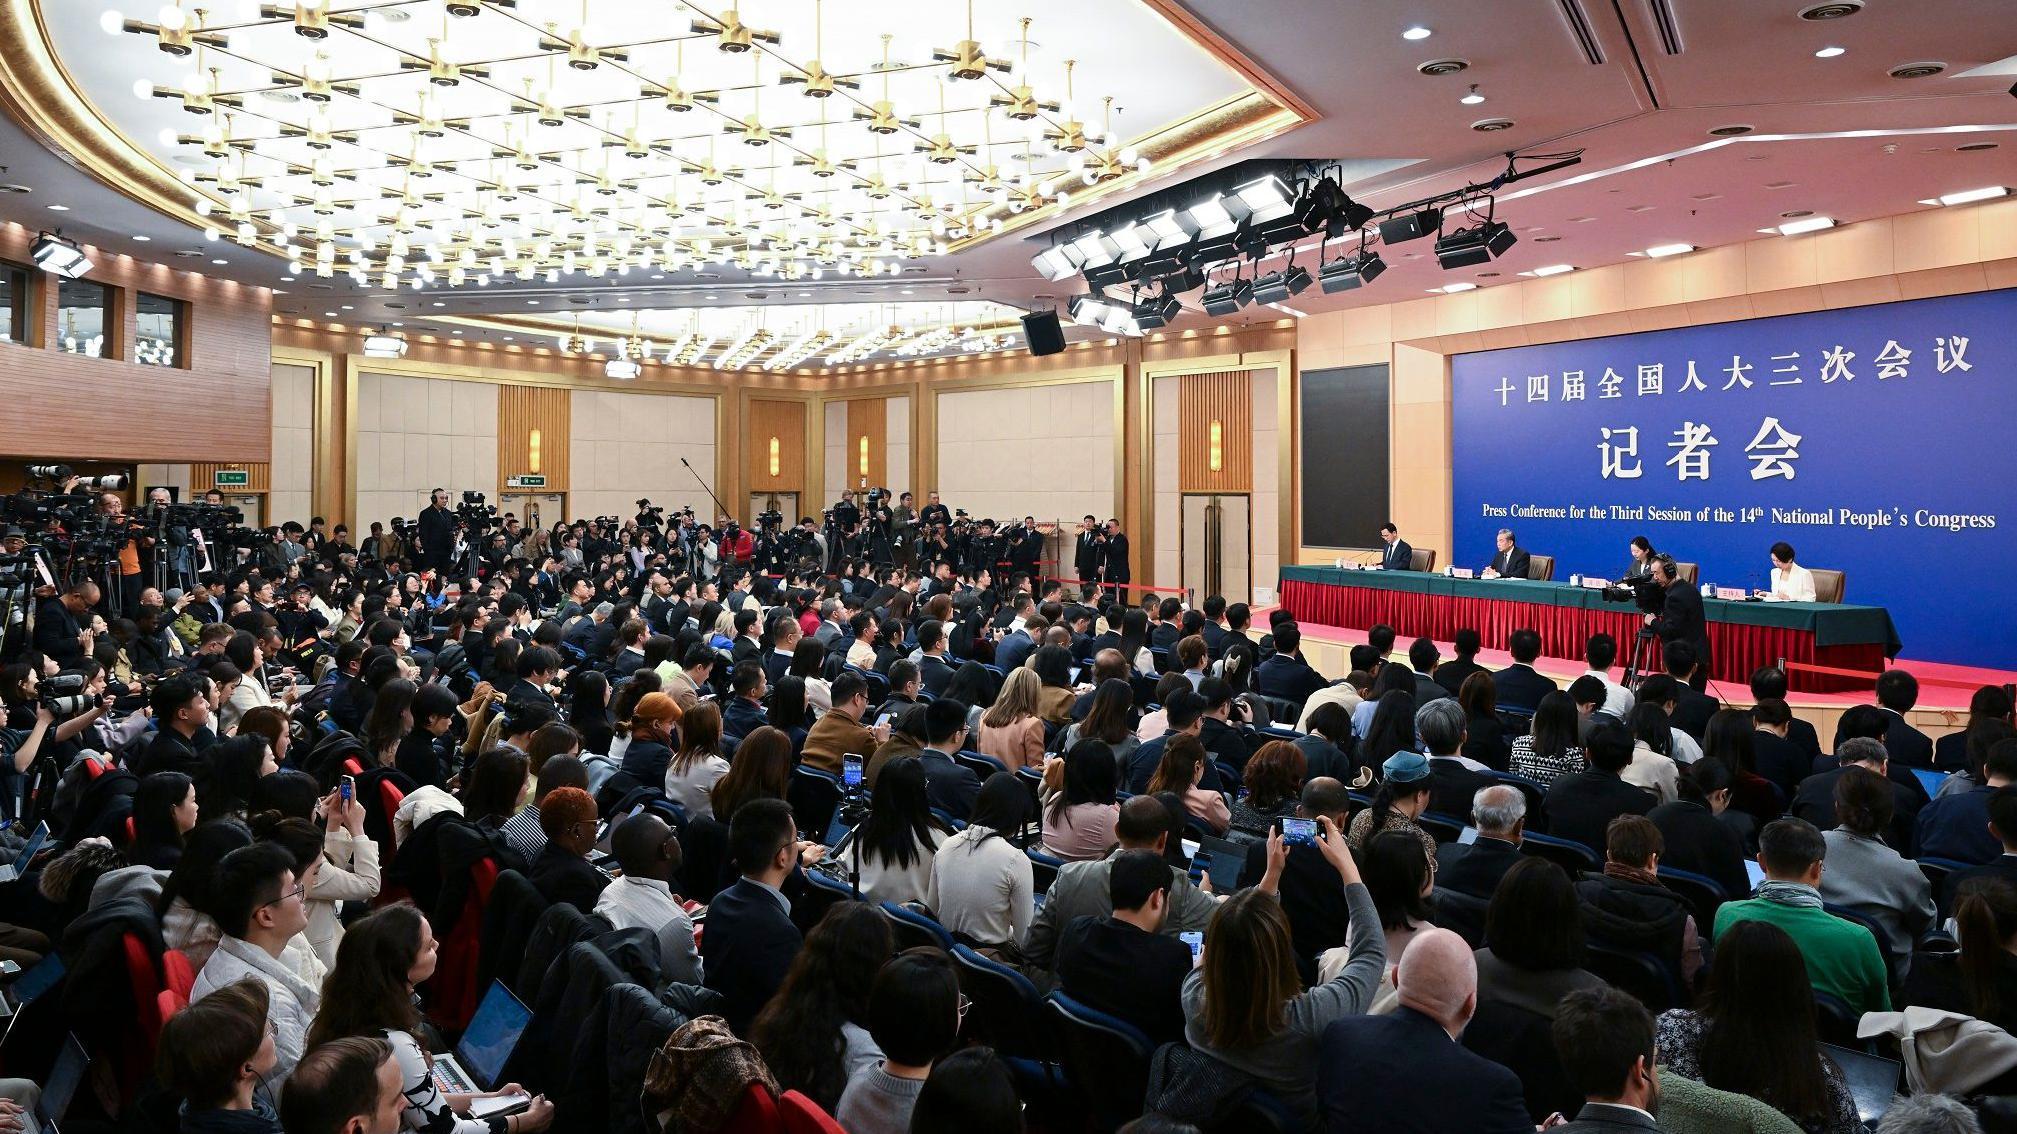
[{"left": 1023, "top": 796, "right": 1218, "bottom": 970}]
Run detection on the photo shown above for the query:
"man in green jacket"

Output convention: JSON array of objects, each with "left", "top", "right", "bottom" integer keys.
[{"left": 1713, "top": 817, "right": 1890, "bottom": 1015}]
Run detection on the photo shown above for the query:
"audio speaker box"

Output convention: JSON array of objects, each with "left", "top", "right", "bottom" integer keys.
[{"left": 1022, "top": 310, "right": 1066, "bottom": 356}]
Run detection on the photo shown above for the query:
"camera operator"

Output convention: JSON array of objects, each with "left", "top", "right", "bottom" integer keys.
[
  {"left": 416, "top": 488, "right": 457, "bottom": 573},
  {"left": 919, "top": 490, "right": 951, "bottom": 530},
  {"left": 1007, "top": 515, "right": 1042, "bottom": 581},
  {"left": 966, "top": 519, "right": 1004, "bottom": 584},
  {"left": 890, "top": 491, "right": 917, "bottom": 568},
  {"left": 94, "top": 491, "right": 146, "bottom": 616},
  {"left": 920, "top": 520, "right": 952, "bottom": 572}
]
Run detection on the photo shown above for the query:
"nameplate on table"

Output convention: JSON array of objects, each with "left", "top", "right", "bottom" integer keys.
[
  {"left": 1714, "top": 586, "right": 1749, "bottom": 601},
  {"left": 1577, "top": 577, "right": 1612, "bottom": 590},
  {"left": 1448, "top": 567, "right": 1477, "bottom": 579}
]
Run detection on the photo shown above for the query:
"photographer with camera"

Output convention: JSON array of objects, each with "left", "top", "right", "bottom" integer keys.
[{"left": 415, "top": 489, "right": 457, "bottom": 574}]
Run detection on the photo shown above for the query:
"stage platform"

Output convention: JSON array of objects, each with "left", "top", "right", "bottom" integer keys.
[{"left": 1284, "top": 618, "right": 2012, "bottom": 745}]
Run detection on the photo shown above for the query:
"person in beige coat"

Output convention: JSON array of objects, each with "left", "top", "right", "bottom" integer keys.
[{"left": 305, "top": 790, "right": 381, "bottom": 969}]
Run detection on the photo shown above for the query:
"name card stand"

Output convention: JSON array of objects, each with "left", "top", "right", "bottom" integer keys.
[
  {"left": 1714, "top": 586, "right": 1749, "bottom": 601},
  {"left": 1576, "top": 577, "right": 1611, "bottom": 590},
  {"left": 1449, "top": 567, "right": 1477, "bottom": 579}
]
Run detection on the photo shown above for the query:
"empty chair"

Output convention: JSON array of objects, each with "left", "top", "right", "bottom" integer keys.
[{"left": 1046, "top": 991, "right": 1155, "bottom": 1133}]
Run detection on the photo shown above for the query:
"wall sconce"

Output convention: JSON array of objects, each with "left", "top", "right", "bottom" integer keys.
[
  {"left": 1208, "top": 419, "right": 1223, "bottom": 473},
  {"left": 768, "top": 436, "right": 781, "bottom": 477},
  {"left": 528, "top": 428, "right": 542, "bottom": 474},
  {"left": 858, "top": 435, "right": 870, "bottom": 478}
]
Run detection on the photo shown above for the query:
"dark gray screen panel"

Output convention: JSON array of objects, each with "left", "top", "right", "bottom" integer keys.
[{"left": 1299, "top": 364, "right": 1390, "bottom": 548}]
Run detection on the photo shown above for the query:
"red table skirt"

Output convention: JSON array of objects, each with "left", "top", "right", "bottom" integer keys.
[{"left": 1280, "top": 579, "right": 1882, "bottom": 695}]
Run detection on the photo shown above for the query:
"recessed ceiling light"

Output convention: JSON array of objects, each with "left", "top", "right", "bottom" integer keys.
[
  {"left": 1814, "top": 45, "right": 1846, "bottom": 58},
  {"left": 526, "top": 300, "right": 539, "bottom": 305},
  {"left": 280, "top": 275, "right": 296, "bottom": 281},
  {"left": 132, "top": 234, "right": 151, "bottom": 242},
  {"left": 504, "top": 336, "right": 514, "bottom": 341},
  {"left": 1528, "top": 264, "right": 1576, "bottom": 277},
  {"left": 211, "top": 258, "right": 228, "bottom": 265},
  {"left": 324, "top": 311, "right": 338, "bottom": 317},
  {"left": 46, "top": 204, "right": 68, "bottom": 212},
  {"left": 340, "top": 304, "right": 353, "bottom": 310},
  {"left": 1402, "top": 25, "right": 1432, "bottom": 40},
  {"left": 617, "top": 296, "right": 629, "bottom": 303},
  {"left": 1428, "top": 282, "right": 1477, "bottom": 294},
  {"left": 1920, "top": 185, "right": 2010, "bottom": 206},
  {"left": 901, "top": 288, "right": 915, "bottom": 294},
  {"left": 432, "top": 301, "right": 445, "bottom": 307},
  {"left": 451, "top": 330, "right": 463, "bottom": 335},
  {"left": 1641, "top": 243, "right": 1696, "bottom": 258},
  {"left": 1460, "top": 85, "right": 1485, "bottom": 105},
  {"left": 1761, "top": 215, "right": 1836, "bottom": 235}
]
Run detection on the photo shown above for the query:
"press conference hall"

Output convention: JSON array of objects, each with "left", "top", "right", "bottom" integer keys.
[{"left": 1, "top": 2, "right": 2016, "bottom": 1133}]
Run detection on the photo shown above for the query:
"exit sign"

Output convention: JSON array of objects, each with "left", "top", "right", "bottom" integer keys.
[
  {"left": 505, "top": 475, "right": 547, "bottom": 488},
  {"left": 213, "top": 469, "right": 250, "bottom": 487}
]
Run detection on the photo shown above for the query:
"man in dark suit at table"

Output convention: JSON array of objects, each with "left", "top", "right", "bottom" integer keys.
[
  {"left": 1379, "top": 522, "right": 1414, "bottom": 571},
  {"left": 1645, "top": 554, "right": 1711, "bottom": 691},
  {"left": 1492, "top": 628, "right": 1557, "bottom": 714},
  {"left": 1482, "top": 528, "right": 1531, "bottom": 580}
]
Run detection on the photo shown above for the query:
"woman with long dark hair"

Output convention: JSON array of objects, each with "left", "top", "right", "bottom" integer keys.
[
  {"left": 567, "top": 671, "right": 613, "bottom": 756},
  {"left": 196, "top": 735, "right": 278, "bottom": 823},
  {"left": 1146, "top": 734, "right": 1230, "bottom": 835},
  {"left": 307, "top": 905, "right": 553, "bottom": 1134},
  {"left": 770, "top": 676, "right": 812, "bottom": 755},
  {"left": 1028, "top": 645, "right": 1077, "bottom": 723},
  {"left": 130, "top": 770, "right": 199, "bottom": 870},
  {"left": 845, "top": 757, "right": 948, "bottom": 903},
  {"left": 1061, "top": 678, "right": 1137, "bottom": 766},
  {"left": 1703, "top": 708, "right": 1781, "bottom": 826},
  {"left": 748, "top": 903, "right": 895, "bottom": 1112},
  {"left": 709, "top": 726, "right": 794, "bottom": 822},
  {"left": 1358, "top": 829, "right": 1434, "bottom": 989},
  {"left": 1934, "top": 684, "right": 2015, "bottom": 773},
  {"left": 932, "top": 773, "right": 1036, "bottom": 951},
  {"left": 1357, "top": 690, "right": 1419, "bottom": 775},
  {"left": 1623, "top": 702, "right": 1680, "bottom": 803},
  {"left": 1903, "top": 876, "right": 2017, "bottom": 1034},
  {"left": 664, "top": 701, "right": 730, "bottom": 820},
  {"left": 1510, "top": 691, "right": 1586, "bottom": 788},
  {"left": 788, "top": 638, "right": 833, "bottom": 716},
  {"left": 1041, "top": 739, "right": 1120, "bottom": 861},
  {"left": 362, "top": 678, "right": 416, "bottom": 768},
  {"left": 395, "top": 683, "right": 460, "bottom": 792},
  {"left": 1457, "top": 670, "right": 1509, "bottom": 772},
  {"left": 1656, "top": 919, "right": 1861, "bottom": 1133},
  {"left": 1475, "top": 858, "right": 1604, "bottom": 1017},
  {"left": 1116, "top": 608, "right": 1153, "bottom": 675}
]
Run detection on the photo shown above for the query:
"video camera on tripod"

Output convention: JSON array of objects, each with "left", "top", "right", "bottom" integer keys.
[{"left": 456, "top": 491, "right": 499, "bottom": 532}]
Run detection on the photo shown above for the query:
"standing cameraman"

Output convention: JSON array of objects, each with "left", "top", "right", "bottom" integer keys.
[
  {"left": 890, "top": 491, "right": 917, "bottom": 569},
  {"left": 99, "top": 491, "right": 144, "bottom": 617},
  {"left": 416, "top": 488, "right": 457, "bottom": 574}
]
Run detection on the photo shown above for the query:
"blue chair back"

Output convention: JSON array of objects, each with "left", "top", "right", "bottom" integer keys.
[
  {"left": 950, "top": 945, "right": 1050, "bottom": 1060},
  {"left": 787, "top": 766, "right": 842, "bottom": 840},
  {"left": 1825, "top": 901, "right": 1899, "bottom": 965},
  {"left": 1485, "top": 771, "right": 1549, "bottom": 827},
  {"left": 1417, "top": 811, "right": 1467, "bottom": 844},
  {"left": 1519, "top": 830, "right": 1601, "bottom": 874},
  {"left": 879, "top": 900, "right": 954, "bottom": 952},
  {"left": 1583, "top": 940, "right": 1684, "bottom": 1012},
  {"left": 1025, "top": 846, "right": 1064, "bottom": 894},
  {"left": 1045, "top": 992, "right": 1154, "bottom": 1133},
  {"left": 1655, "top": 865, "right": 1729, "bottom": 930},
  {"left": 956, "top": 750, "right": 1008, "bottom": 779}
]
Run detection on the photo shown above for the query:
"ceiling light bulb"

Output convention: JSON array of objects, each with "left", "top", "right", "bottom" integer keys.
[
  {"left": 156, "top": 4, "right": 186, "bottom": 30},
  {"left": 1402, "top": 25, "right": 1432, "bottom": 40},
  {"left": 1814, "top": 45, "right": 1845, "bottom": 57},
  {"left": 1643, "top": 242, "right": 1695, "bottom": 258},
  {"left": 1925, "top": 186, "right": 2010, "bottom": 206},
  {"left": 100, "top": 9, "right": 125, "bottom": 34},
  {"left": 1529, "top": 263, "right": 1576, "bottom": 277},
  {"left": 132, "top": 77, "right": 155, "bottom": 100},
  {"left": 1461, "top": 85, "right": 1485, "bottom": 105}
]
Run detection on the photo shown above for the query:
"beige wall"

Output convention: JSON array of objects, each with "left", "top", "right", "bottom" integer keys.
[
  {"left": 269, "top": 362, "right": 314, "bottom": 524},
  {"left": 1298, "top": 197, "right": 2017, "bottom": 568},
  {"left": 821, "top": 399, "right": 848, "bottom": 501},
  {"left": 936, "top": 379, "right": 1116, "bottom": 524},
  {"left": 568, "top": 389, "right": 717, "bottom": 524},
  {"left": 354, "top": 371, "right": 498, "bottom": 527},
  {"left": 885, "top": 396, "right": 911, "bottom": 500}
]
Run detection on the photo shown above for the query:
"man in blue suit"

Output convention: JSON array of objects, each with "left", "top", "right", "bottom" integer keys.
[
  {"left": 1379, "top": 522, "right": 1415, "bottom": 571},
  {"left": 701, "top": 798, "right": 814, "bottom": 1034},
  {"left": 914, "top": 697, "right": 982, "bottom": 820},
  {"left": 1317, "top": 927, "right": 1532, "bottom": 1133}
]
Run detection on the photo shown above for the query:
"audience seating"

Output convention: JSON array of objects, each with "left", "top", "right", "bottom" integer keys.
[
  {"left": 1429, "top": 887, "right": 1489, "bottom": 948},
  {"left": 777, "top": 1091, "right": 847, "bottom": 1134},
  {"left": 1025, "top": 846, "right": 1064, "bottom": 895},
  {"left": 787, "top": 766, "right": 843, "bottom": 840},
  {"left": 1812, "top": 990, "right": 1862, "bottom": 1048},
  {"left": 950, "top": 945, "right": 1060, "bottom": 1087},
  {"left": 1655, "top": 865, "right": 1729, "bottom": 931},
  {"left": 1583, "top": 941, "right": 1685, "bottom": 1012},
  {"left": 1463, "top": 999, "right": 1581, "bottom": 1123},
  {"left": 1256, "top": 698, "right": 1302, "bottom": 728},
  {"left": 1518, "top": 830, "right": 1601, "bottom": 874},
  {"left": 1210, "top": 1090, "right": 1295, "bottom": 1133},
  {"left": 428, "top": 857, "right": 501, "bottom": 1030},
  {"left": 1527, "top": 554, "right": 1556, "bottom": 583},
  {"left": 956, "top": 749, "right": 1008, "bottom": 779},
  {"left": 1416, "top": 812, "right": 1467, "bottom": 844},
  {"left": 879, "top": 900, "right": 955, "bottom": 952},
  {"left": 1486, "top": 771, "right": 1549, "bottom": 827},
  {"left": 1045, "top": 992, "right": 1155, "bottom": 1134}
]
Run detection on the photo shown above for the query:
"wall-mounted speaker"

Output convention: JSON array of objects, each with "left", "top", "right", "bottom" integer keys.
[{"left": 1021, "top": 310, "right": 1065, "bottom": 356}]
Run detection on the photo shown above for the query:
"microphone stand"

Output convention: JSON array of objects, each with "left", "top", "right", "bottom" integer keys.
[{"left": 680, "top": 457, "right": 734, "bottom": 526}]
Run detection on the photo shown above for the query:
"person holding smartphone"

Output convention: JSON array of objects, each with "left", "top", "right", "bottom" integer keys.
[
  {"left": 798, "top": 672, "right": 889, "bottom": 776},
  {"left": 1052, "top": 849, "right": 1194, "bottom": 1047}
]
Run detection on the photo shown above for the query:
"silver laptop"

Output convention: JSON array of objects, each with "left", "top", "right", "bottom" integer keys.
[{"left": 0, "top": 824, "right": 50, "bottom": 884}]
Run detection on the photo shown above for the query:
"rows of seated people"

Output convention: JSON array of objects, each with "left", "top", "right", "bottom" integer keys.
[{"left": 2, "top": 547, "right": 2016, "bottom": 1134}]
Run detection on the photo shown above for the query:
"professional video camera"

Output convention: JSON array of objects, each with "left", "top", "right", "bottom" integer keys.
[
  {"left": 635, "top": 499, "right": 668, "bottom": 529},
  {"left": 457, "top": 491, "right": 499, "bottom": 532},
  {"left": 756, "top": 509, "right": 785, "bottom": 533},
  {"left": 1602, "top": 576, "right": 1666, "bottom": 616}
]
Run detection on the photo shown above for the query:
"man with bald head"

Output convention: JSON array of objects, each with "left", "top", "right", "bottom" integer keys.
[{"left": 1317, "top": 927, "right": 1533, "bottom": 1132}]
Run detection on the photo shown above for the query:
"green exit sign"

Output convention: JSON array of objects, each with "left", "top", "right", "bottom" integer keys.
[
  {"left": 505, "top": 475, "right": 547, "bottom": 488},
  {"left": 213, "top": 470, "right": 250, "bottom": 487}
]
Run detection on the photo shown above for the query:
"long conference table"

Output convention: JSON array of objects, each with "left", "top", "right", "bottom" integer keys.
[{"left": 1277, "top": 565, "right": 1903, "bottom": 694}]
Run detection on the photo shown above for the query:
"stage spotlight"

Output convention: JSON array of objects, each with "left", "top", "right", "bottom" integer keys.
[
  {"left": 1293, "top": 177, "right": 1377, "bottom": 239},
  {"left": 1319, "top": 248, "right": 1386, "bottom": 292},
  {"left": 1162, "top": 264, "right": 1207, "bottom": 294},
  {"left": 1067, "top": 291, "right": 1115, "bottom": 325},
  {"left": 1251, "top": 263, "right": 1311, "bottom": 304},
  {"left": 1377, "top": 206, "right": 1442, "bottom": 244},
  {"left": 1199, "top": 276, "right": 1252, "bottom": 317},
  {"left": 1433, "top": 220, "right": 1516, "bottom": 268},
  {"left": 1031, "top": 242, "right": 1083, "bottom": 281},
  {"left": 1071, "top": 230, "right": 1126, "bottom": 287},
  {"left": 1132, "top": 291, "right": 1181, "bottom": 330},
  {"left": 362, "top": 327, "right": 408, "bottom": 358},
  {"left": 31, "top": 231, "right": 91, "bottom": 278}
]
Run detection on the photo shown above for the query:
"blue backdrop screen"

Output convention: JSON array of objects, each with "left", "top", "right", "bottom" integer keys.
[{"left": 1451, "top": 288, "right": 2017, "bottom": 669}]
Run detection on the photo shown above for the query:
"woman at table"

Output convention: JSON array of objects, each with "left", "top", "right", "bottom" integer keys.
[
  {"left": 1623, "top": 536, "right": 1657, "bottom": 583},
  {"left": 1764, "top": 541, "right": 1817, "bottom": 602}
]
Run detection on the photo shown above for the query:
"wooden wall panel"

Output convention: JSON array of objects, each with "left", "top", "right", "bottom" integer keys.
[
  {"left": 0, "top": 223, "right": 272, "bottom": 462},
  {"left": 190, "top": 463, "right": 273, "bottom": 492},
  {"left": 748, "top": 398, "right": 807, "bottom": 492},
  {"left": 843, "top": 397, "right": 887, "bottom": 493},
  {"left": 1178, "top": 371, "right": 1253, "bottom": 492},
  {"left": 497, "top": 385, "right": 571, "bottom": 492}
]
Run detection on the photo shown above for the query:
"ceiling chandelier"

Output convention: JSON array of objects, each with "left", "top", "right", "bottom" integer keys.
[{"left": 97, "top": 0, "right": 1159, "bottom": 291}]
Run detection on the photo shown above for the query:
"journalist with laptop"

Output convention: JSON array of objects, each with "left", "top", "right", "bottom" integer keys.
[{"left": 304, "top": 906, "right": 552, "bottom": 1134}]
